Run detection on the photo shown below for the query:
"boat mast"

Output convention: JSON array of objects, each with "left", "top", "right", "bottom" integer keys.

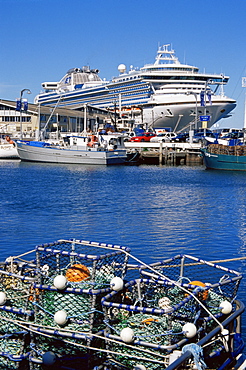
[
  {"left": 242, "top": 77, "right": 246, "bottom": 129},
  {"left": 244, "top": 93, "right": 246, "bottom": 129}
]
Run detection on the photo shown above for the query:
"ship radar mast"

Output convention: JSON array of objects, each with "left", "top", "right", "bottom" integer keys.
[{"left": 154, "top": 44, "right": 180, "bottom": 65}]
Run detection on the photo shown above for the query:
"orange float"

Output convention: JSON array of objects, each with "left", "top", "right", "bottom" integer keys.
[
  {"left": 188, "top": 281, "right": 208, "bottom": 301},
  {"left": 142, "top": 318, "right": 158, "bottom": 325},
  {"left": 65, "top": 264, "right": 90, "bottom": 282},
  {"left": 87, "top": 135, "right": 98, "bottom": 148}
]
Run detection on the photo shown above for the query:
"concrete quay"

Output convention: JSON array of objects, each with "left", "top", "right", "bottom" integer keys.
[{"left": 125, "top": 141, "right": 203, "bottom": 165}]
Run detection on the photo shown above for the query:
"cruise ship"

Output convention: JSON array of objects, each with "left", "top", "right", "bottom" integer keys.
[{"left": 35, "top": 45, "right": 236, "bottom": 132}]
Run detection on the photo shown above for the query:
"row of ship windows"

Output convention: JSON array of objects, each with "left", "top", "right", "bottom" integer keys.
[
  {"left": 63, "top": 92, "right": 149, "bottom": 108},
  {"left": 109, "top": 87, "right": 150, "bottom": 95},
  {"left": 141, "top": 67, "right": 199, "bottom": 72},
  {"left": 61, "top": 89, "right": 151, "bottom": 103},
  {"left": 115, "top": 76, "right": 140, "bottom": 83},
  {"left": 116, "top": 75, "right": 222, "bottom": 82},
  {"left": 111, "top": 82, "right": 148, "bottom": 90},
  {"left": 143, "top": 76, "right": 227, "bottom": 83}
]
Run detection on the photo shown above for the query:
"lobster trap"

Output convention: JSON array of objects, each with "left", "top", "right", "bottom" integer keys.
[
  {"left": 101, "top": 249, "right": 243, "bottom": 370},
  {"left": 0, "top": 259, "right": 37, "bottom": 369},
  {"left": 0, "top": 305, "right": 32, "bottom": 369},
  {"left": 30, "top": 239, "right": 130, "bottom": 347},
  {"left": 101, "top": 277, "right": 207, "bottom": 370},
  {"left": 140, "top": 254, "right": 242, "bottom": 301},
  {"left": 35, "top": 239, "right": 130, "bottom": 289}
]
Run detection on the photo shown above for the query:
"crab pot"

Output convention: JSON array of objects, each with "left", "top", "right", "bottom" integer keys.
[
  {"left": 35, "top": 239, "right": 130, "bottom": 287},
  {"left": 140, "top": 254, "right": 242, "bottom": 300},
  {"left": 0, "top": 307, "right": 33, "bottom": 370},
  {"left": 101, "top": 278, "right": 203, "bottom": 369},
  {"left": 0, "top": 263, "right": 36, "bottom": 369},
  {"left": 33, "top": 285, "right": 110, "bottom": 334},
  {"left": 0, "top": 261, "right": 38, "bottom": 312},
  {"left": 32, "top": 239, "right": 130, "bottom": 334}
]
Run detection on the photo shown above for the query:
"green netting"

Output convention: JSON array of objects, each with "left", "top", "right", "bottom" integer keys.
[
  {"left": 0, "top": 262, "right": 37, "bottom": 313},
  {"left": 33, "top": 287, "right": 106, "bottom": 334},
  {"left": 0, "top": 310, "right": 32, "bottom": 334},
  {"left": 35, "top": 289, "right": 94, "bottom": 331},
  {"left": 0, "top": 332, "right": 29, "bottom": 369},
  {"left": 0, "top": 358, "right": 19, "bottom": 369},
  {"left": 140, "top": 254, "right": 242, "bottom": 300},
  {"left": 105, "top": 340, "right": 168, "bottom": 370},
  {"left": 35, "top": 240, "right": 130, "bottom": 290}
]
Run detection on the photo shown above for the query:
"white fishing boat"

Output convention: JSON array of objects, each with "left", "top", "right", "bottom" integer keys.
[
  {"left": 0, "top": 135, "right": 19, "bottom": 159},
  {"left": 16, "top": 133, "right": 128, "bottom": 165},
  {"left": 34, "top": 44, "right": 236, "bottom": 132}
]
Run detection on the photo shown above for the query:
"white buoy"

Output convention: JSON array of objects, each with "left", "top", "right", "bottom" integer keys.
[
  {"left": 42, "top": 351, "right": 57, "bottom": 365},
  {"left": 183, "top": 323, "right": 197, "bottom": 338},
  {"left": 221, "top": 328, "right": 230, "bottom": 341},
  {"left": 219, "top": 300, "right": 232, "bottom": 314},
  {"left": 53, "top": 275, "right": 67, "bottom": 290},
  {"left": 120, "top": 327, "right": 134, "bottom": 343},
  {"left": 133, "top": 365, "right": 146, "bottom": 370},
  {"left": 0, "top": 292, "right": 7, "bottom": 305},
  {"left": 110, "top": 277, "right": 124, "bottom": 291},
  {"left": 158, "top": 297, "right": 171, "bottom": 309},
  {"left": 54, "top": 310, "right": 67, "bottom": 326}
]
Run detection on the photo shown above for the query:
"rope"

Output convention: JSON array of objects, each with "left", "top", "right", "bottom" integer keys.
[{"left": 182, "top": 343, "right": 207, "bottom": 370}]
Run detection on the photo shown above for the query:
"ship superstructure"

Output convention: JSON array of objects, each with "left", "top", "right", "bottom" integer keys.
[{"left": 35, "top": 45, "right": 236, "bottom": 131}]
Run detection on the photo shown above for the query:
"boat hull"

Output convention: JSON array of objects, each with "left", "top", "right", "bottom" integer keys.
[
  {"left": 16, "top": 141, "right": 127, "bottom": 165},
  {"left": 0, "top": 143, "right": 19, "bottom": 159},
  {"left": 202, "top": 148, "right": 246, "bottom": 170}
]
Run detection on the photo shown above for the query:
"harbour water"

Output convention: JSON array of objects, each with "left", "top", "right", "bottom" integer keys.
[{"left": 1, "top": 159, "right": 246, "bottom": 349}]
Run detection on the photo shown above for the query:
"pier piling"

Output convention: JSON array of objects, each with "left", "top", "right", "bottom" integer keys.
[{"left": 125, "top": 142, "right": 203, "bottom": 166}]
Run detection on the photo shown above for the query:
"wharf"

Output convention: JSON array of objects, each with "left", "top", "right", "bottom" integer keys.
[{"left": 125, "top": 141, "right": 203, "bottom": 165}]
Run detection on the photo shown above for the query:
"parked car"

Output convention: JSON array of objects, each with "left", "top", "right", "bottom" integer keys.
[
  {"left": 221, "top": 132, "right": 244, "bottom": 141},
  {"left": 186, "top": 131, "right": 215, "bottom": 143},
  {"left": 130, "top": 132, "right": 156, "bottom": 142},
  {"left": 150, "top": 132, "right": 177, "bottom": 142},
  {"left": 173, "top": 132, "right": 189, "bottom": 142}
]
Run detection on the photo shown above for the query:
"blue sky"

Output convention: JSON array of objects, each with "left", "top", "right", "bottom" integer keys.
[{"left": 1, "top": 0, "right": 246, "bottom": 128}]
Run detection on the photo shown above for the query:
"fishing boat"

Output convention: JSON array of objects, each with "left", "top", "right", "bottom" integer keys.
[
  {"left": 16, "top": 133, "right": 129, "bottom": 165},
  {"left": 34, "top": 44, "right": 236, "bottom": 132},
  {"left": 0, "top": 135, "right": 19, "bottom": 159},
  {"left": 201, "top": 142, "right": 246, "bottom": 170},
  {"left": 0, "top": 238, "right": 245, "bottom": 370}
]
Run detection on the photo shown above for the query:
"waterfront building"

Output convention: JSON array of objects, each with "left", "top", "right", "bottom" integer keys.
[{"left": 0, "top": 100, "right": 110, "bottom": 138}]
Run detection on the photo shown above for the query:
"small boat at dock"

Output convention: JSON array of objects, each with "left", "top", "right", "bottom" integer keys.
[
  {"left": 16, "top": 133, "right": 129, "bottom": 165},
  {"left": 201, "top": 142, "right": 246, "bottom": 170},
  {"left": 0, "top": 135, "right": 19, "bottom": 159},
  {"left": 0, "top": 238, "right": 244, "bottom": 369}
]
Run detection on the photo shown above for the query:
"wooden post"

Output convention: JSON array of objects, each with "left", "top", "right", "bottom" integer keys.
[
  {"left": 159, "top": 142, "right": 163, "bottom": 165},
  {"left": 164, "top": 146, "right": 168, "bottom": 164}
]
